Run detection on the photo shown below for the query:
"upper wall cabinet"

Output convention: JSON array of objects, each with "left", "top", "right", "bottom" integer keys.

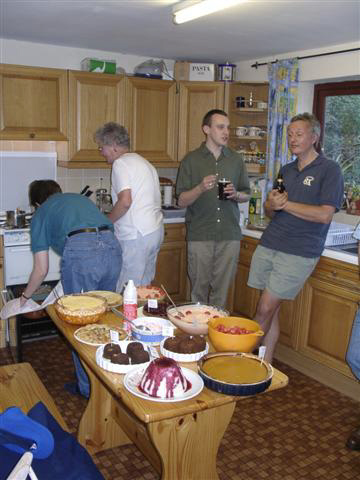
[
  {"left": 177, "top": 82, "right": 225, "bottom": 162},
  {"left": 125, "top": 77, "right": 177, "bottom": 166},
  {"left": 67, "top": 70, "right": 126, "bottom": 165},
  {"left": 0, "top": 64, "right": 68, "bottom": 140}
]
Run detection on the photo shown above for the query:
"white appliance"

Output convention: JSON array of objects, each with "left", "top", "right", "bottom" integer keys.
[{"left": 3, "top": 229, "right": 61, "bottom": 286}]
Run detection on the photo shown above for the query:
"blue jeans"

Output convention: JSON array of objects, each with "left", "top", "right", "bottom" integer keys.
[
  {"left": 346, "top": 308, "right": 360, "bottom": 381},
  {"left": 61, "top": 230, "right": 122, "bottom": 398},
  {"left": 61, "top": 230, "right": 122, "bottom": 294}
]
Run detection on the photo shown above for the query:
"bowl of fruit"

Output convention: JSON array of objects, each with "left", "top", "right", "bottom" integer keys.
[{"left": 207, "top": 316, "right": 264, "bottom": 352}]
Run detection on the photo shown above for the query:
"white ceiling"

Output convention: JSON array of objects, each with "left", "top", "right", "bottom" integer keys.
[{"left": 1, "top": 0, "right": 359, "bottom": 63}]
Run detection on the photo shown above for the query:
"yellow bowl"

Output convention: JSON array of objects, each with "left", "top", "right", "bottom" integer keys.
[{"left": 208, "top": 316, "right": 264, "bottom": 353}]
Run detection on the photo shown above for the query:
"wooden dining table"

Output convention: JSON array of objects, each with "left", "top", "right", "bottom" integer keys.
[{"left": 47, "top": 305, "right": 288, "bottom": 480}]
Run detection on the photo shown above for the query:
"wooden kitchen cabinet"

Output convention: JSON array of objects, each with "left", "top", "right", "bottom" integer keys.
[
  {"left": 153, "top": 223, "right": 187, "bottom": 301},
  {"left": 125, "top": 77, "right": 177, "bottom": 166},
  {"left": 177, "top": 81, "right": 225, "bottom": 162},
  {"left": 297, "top": 257, "right": 359, "bottom": 378},
  {"left": 62, "top": 70, "right": 126, "bottom": 166},
  {"left": 0, "top": 64, "right": 68, "bottom": 141},
  {"left": 231, "top": 236, "right": 260, "bottom": 317}
]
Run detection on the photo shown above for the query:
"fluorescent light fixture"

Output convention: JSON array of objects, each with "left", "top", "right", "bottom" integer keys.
[{"left": 173, "top": 0, "right": 248, "bottom": 25}]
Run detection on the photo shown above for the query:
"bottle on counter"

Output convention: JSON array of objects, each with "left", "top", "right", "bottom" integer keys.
[
  {"left": 248, "top": 181, "right": 262, "bottom": 225},
  {"left": 123, "top": 280, "right": 137, "bottom": 334},
  {"left": 275, "top": 173, "right": 286, "bottom": 193},
  {"left": 248, "top": 91, "right": 254, "bottom": 108}
]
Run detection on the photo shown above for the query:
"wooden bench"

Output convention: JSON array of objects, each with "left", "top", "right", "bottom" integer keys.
[{"left": 0, "top": 362, "right": 68, "bottom": 431}]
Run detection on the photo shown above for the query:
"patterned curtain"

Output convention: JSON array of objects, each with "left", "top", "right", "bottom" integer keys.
[{"left": 266, "top": 58, "right": 299, "bottom": 192}]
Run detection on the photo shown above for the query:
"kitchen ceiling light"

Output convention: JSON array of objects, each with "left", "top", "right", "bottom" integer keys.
[{"left": 173, "top": 0, "right": 248, "bottom": 25}]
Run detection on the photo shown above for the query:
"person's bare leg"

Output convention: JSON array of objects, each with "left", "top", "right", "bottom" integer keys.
[{"left": 253, "top": 289, "right": 282, "bottom": 362}]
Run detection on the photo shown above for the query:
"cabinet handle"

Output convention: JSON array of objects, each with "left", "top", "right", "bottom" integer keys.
[
  {"left": 164, "top": 231, "right": 167, "bottom": 236},
  {"left": 29, "top": 133, "right": 35, "bottom": 139},
  {"left": 243, "top": 244, "right": 249, "bottom": 250},
  {"left": 331, "top": 270, "right": 337, "bottom": 277}
]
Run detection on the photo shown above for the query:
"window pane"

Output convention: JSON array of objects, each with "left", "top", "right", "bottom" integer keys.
[{"left": 322, "top": 94, "right": 360, "bottom": 187}]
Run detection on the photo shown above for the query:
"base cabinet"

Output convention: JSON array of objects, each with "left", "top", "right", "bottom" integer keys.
[
  {"left": 298, "top": 264, "right": 359, "bottom": 377},
  {"left": 232, "top": 235, "right": 360, "bottom": 397},
  {"left": 153, "top": 224, "right": 187, "bottom": 302}
]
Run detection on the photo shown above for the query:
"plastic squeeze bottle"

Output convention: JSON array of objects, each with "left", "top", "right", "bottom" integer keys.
[{"left": 123, "top": 280, "right": 137, "bottom": 335}]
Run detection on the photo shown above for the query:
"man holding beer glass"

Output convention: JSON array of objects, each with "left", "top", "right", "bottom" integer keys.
[{"left": 176, "top": 109, "right": 250, "bottom": 309}]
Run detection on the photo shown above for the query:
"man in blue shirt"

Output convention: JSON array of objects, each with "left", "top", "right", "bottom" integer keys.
[{"left": 248, "top": 113, "right": 344, "bottom": 362}]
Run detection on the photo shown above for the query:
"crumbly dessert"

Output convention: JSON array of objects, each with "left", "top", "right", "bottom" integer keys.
[
  {"left": 139, "top": 357, "right": 191, "bottom": 399},
  {"left": 55, "top": 294, "right": 107, "bottom": 325},
  {"left": 75, "top": 324, "right": 126, "bottom": 344}
]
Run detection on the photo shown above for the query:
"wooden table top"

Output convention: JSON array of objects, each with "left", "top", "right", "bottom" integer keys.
[{"left": 47, "top": 306, "right": 288, "bottom": 424}]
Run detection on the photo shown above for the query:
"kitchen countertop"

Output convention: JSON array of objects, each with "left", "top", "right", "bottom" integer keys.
[{"left": 242, "top": 227, "right": 358, "bottom": 266}]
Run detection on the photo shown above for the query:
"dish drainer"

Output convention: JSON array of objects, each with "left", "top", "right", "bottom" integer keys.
[{"left": 325, "top": 222, "right": 356, "bottom": 247}]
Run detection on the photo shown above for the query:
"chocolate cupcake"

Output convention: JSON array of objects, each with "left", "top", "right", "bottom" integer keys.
[
  {"left": 111, "top": 352, "right": 130, "bottom": 365},
  {"left": 126, "top": 342, "right": 144, "bottom": 356},
  {"left": 103, "top": 342, "right": 121, "bottom": 360},
  {"left": 130, "top": 349, "right": 150, "bottom": 364}
]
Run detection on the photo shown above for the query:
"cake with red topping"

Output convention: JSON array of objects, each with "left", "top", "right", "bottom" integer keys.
[{"left": 139, "top": 357, "right": 191, "bottom": 399}]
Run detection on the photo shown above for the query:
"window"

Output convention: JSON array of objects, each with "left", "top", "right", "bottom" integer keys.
[{"left": 313, "top": 81, "right": 360, "bottom": 192}]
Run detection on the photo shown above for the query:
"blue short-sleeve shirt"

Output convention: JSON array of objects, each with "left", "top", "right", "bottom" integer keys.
[{"left": 260, "top": 154, "right": 344, "bottom": 258}]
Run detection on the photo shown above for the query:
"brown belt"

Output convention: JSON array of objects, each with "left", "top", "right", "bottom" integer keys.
[{"left": 67, "top": 226, "right": 111, "bottom": 237}]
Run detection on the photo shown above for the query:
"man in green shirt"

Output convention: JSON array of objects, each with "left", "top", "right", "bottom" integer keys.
[{"left": 176, "top": 109, "right": 250, "bottom": 308}]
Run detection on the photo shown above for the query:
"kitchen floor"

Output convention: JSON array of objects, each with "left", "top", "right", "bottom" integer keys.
[{"left": 1, "top": 335, "right": 359, "bottom": 480}]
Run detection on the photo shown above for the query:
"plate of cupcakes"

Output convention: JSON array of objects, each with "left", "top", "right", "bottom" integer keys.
[{"left": 96, "top": 340, "right": 152, "bottom": 374}]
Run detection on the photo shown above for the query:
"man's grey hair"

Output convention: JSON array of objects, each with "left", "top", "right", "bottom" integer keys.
[
  {"left": 290, "top": 113, "right": 321, "bottom": 138},
  {"left": 94, "top": 122, "right": 130, "bottom": 148}
]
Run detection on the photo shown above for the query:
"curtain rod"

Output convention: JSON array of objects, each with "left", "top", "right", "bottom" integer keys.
[{"left": 251, "top": 47, "right": 360, "bottom": 69}]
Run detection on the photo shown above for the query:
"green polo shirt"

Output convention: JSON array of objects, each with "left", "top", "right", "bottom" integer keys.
[{"left": 176, "top": 143, "right": 250, "bottom": 241}]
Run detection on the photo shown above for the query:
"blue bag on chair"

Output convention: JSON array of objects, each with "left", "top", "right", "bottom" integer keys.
[{"left": 0, "top": 402, "right": 104, "bottom": 480}]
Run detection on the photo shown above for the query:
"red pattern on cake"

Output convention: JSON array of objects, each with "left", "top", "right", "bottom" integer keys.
[{"left": 138, "top": 357, "right": 191, "bottom": 399}]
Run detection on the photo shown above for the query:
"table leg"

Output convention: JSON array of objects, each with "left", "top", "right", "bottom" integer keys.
[
  {"left": 77, "top": 361, "right": 132, "bottom": 454},
  {"left": 148, "top": 402, "right": 235, "bottom": 480}
]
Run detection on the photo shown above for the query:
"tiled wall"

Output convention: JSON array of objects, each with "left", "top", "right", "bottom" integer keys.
[{"left": 1, "top": 140, "right": 178, "bottom": 203}]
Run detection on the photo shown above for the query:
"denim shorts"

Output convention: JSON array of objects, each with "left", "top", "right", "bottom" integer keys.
[{"left": 247, "top": 245, "right": 319, "bottom": 300}]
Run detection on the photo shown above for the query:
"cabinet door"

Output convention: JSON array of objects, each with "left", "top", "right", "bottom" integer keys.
[
  {"left": 278, "top": 296, "right": 301, "bottom": 348},
  {"left": 126, "top": 77, "right": 177, "bottom": 166},
  {"left": 298, "top": 276, "right": 359, "bottom": 377},
  {"left": 232, "top": 263, "right": 260, "bottom": 318},
  {"left": 0, "top": 64, "right": 68, "bottom": 140},
  {"left": 178, "top": 82, "right": 225, "bottom": 161},
  {"left": 153, "top": 224, "right": 187, "bottom": 301},
  {"left": 68, "top": 70, "right": 126, "bottom": 164},
  {"left": 231, "top": 237, "right": 260, "bottom": 317}
]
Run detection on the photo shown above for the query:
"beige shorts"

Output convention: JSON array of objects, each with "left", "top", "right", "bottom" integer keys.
[{"left": 247, "top": 245, "right": 319, "bottom": 300}]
